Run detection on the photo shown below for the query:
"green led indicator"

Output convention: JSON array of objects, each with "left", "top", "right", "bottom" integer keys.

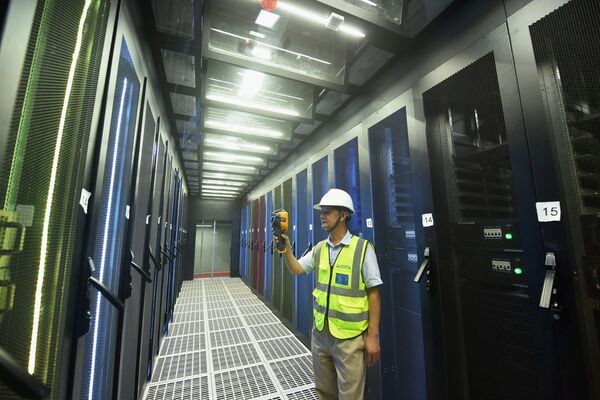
[
  {"left": 505, "top": 233, "right": 513, "bottom": 240},
  {"left": 514, "top": 267, "right": 523, "bottom": 275}
]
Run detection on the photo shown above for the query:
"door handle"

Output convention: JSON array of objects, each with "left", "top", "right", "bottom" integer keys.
[
  {"left": 0, "top": 346, "right": 49, "bottom": 400},
  {"left": 148, "top": 245, "right": 162, "bottom": 271},
  {"left": 87, "top": 258, "right": 124, "bottom": 310},
  {"left": 414, "top": 247, "right": 432, "bottom": 291},
  {"left": 129, "top": 251, "right": 152, "bottom": 283},
  {"left": 539, "top": 252, "right": 561, "bottom": 316},
  {"left": 300, "top": 242, "right": 313, "bottom": 257}
]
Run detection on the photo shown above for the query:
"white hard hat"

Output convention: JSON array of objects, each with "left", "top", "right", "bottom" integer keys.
[{"left": 314, "top": 188, "right": 355, "bottom": 214}]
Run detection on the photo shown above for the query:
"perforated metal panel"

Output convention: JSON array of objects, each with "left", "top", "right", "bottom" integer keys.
[
  {"left": 144, "top": 278, "right": 313, "bottom": 400},
  {"left": 146, "top": 376, "right": 209, "bottom": 400},
  {"left": 151, "top": 351, "right": 207, "bottom": 383},
  {"left": 270, "top": 356, "right": 314, "bottom": 391},
  {"left": 285, "top": 387, "right": 319, "bottom": 400}
]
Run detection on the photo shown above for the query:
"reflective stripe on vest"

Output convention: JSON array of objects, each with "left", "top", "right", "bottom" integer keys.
[{"left": 312, "top": 235, "right": 370, "bottom": 339}]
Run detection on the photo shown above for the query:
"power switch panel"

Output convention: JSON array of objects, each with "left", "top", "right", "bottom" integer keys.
[
  {"left": 484, "top": 227, "right": 503, "bottom": 239},
  {"left": 491, "top": 259, "right": 512, "bottom": 274}
]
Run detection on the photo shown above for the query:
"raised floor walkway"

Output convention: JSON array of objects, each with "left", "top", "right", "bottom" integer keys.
[{"left": 144, "top": 277, "right": 317, "bottom": 400}]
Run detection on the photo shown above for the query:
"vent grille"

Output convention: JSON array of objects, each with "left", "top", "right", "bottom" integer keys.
[
  {"left": 243, "top": 313, "right": 280, "bottom": 326},
  {"left": 208, "top": 308, "right": 238, "bottom": 319},
  {"left": 250, "top": 323, "right": 293, "bottom": 341},
  {"left": 270, "top": 356, "right": 314, "bottom": 390},
  {"left": 210, "top": 328, "right": 251, "bottom": 348},
  {"left": 152, "top": 351, "right": 207, "bottom": 382},
  {"left": 238, "top": 304, "right": 271, "bottom": 315},
  {"left": 285, "top": 387, "right": 319, "bottom": 400},
  {"left": 214, "top": 365, "right": 278, "bottom": 400},
  {"left": 258, "top": 337, "right": 307, "bottom": 361},
  {"left": 212, "top": 343, "right": 261, "bottom": 371},
  {"left": 169, "top": 322, "right": 203, "bottom": 336},
  {"left": 160, "top": 334, "right": 205, "bottom": 356},
  {"left": 172, "top": 311, "right": 204, "bottom": 324},
  {"left": 146, "top": 376, "right": 209, "bottom": 400},
  {"left": 209, "top": 316, "right": 243, "bottom": 331}
]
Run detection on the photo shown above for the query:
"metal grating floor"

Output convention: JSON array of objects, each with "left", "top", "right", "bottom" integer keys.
[{"left": 144, "top": 277, "right": 314, "bottom": 400}]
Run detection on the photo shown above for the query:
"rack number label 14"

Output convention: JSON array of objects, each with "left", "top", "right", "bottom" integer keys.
[
  {"left": 536, "top": 201, "right": 561, "bottom": 222},
  {"left": 422, "top": 213, "right": 434, "bottom": 227}
]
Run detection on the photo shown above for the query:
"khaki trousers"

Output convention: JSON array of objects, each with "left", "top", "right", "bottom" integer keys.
[{"left": 311, "top": 322, "right": 367, "bottom": 400}]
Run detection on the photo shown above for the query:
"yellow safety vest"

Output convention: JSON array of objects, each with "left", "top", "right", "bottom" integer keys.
[{"left": 312, "top": 235, "right": 370, "bottom": 339}]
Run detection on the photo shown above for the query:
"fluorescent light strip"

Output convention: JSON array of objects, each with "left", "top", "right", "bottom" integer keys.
[
  {"left": 204, "top": 119, "right": 285, "bottom": 139},
  {"left": 204, "top": 151, "right": 265, "bottom": 165},
  {"left": 210, "top": 28, "right": 331, "bottom": 65},
  {"left": 202, "top": 184, "right": 243, "bottom": 192},
  {"left": 29, "top": 0, "right": 92, "bottom": 375},
  {"left": 277, "top": 1, "right": 366, "bottom": 38},
  {"left": 203, "top": 172, "right": 253, "bottom": 181},
  {"left": 204, "top": 136, "right": 273, "bottom": 154},
  {"left": 203, "top": 179, "right": 246, "bottom": 187},
  {"left": 207, "top": 77, "right": 305, "bottom": 101},
  {"left": 360, "top": 0, "right": 377, "bottom": 6},
  {"left": 202, "top": 189, "right": 240, "bottom": 195},
  {"left": 206, "top": 94, "right": 300, "bottom": 117},
  {"left": 202, "top": 193, "right": 239, "bottom": 198},
  {"left": 203, "top": 161, "right": 258, "bottom": 174},
  {"left": 249, "top": 30, "right": 266, "bottom": 39}
]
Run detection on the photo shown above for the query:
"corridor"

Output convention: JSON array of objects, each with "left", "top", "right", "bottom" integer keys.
[{"left": 144, "top": 278, "right": 316, "bottom": 400}]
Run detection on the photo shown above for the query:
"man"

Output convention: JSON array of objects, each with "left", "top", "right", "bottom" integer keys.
[{"left": 276, "top": 188, "right": 382, "bottom": 400}]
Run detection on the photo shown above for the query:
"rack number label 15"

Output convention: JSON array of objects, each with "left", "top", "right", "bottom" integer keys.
[{"left": 536, "top": 201, "right": 561, "bottom": 222}]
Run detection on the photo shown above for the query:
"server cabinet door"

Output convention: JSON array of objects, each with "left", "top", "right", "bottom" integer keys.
[
  {"left": 258, "top": 195, "right": 265, "bottom": 295},
  {"left": 312, "top": 156, "right": 329, "bottom": 245},
  {"left": 282, "top": 178, "right": 294, "bottom": 321},
  {"left": 264, "top": 192, "right": 274, "bottom": 302},
  {"left": 418, "top": 23, "right": 585, "bottom": 400},
  {"left": 368, "top": 107, "right": 430, "bottom": 400},
  {"left": 295, "top": 169, "right": 312, "bottom": 337},
  {"left": 77, "top": 38, "right": 142, "bottom": 400},
  {"left": 334, "top": 138, "right": 364, "bottom": 238},
  {"left": 509, "top": 0, "right": 599, "bottom": 398},
  {"left": 273, "top": 186, "right": 283, "bottom": 311}
]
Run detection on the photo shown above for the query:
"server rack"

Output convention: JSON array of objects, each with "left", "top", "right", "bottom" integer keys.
[
  {"left": 334, "top": 138, "right": 364, "bottom": 237},
  {"left": 368, "top": 107, "right": 429, "bottom": 400},
  {"left": 158, "top": 155, "right": 173, "bottom": 337},
  {"left": 250, "top": 199, "right": 258, "bottom": 289},
  {"left": 0, "top": 1, "right": 113, "bottom": 398},
  {"left": 282, "top": 178, "right": 294, "bottom": 321},
  {"left": 76, "top": 38, "right": 142, "bottom": 400},
  {"left": 239, "top": 205, "right": 247, "bottom": 279},
  {"left": 508, "top": 0, "right": 600, "bottom": 397},
  {"left": 312, "top": 156, "right": 329, "bottom": 245},
  {"left": 273, "top": 185, "right": 283, "bottom": 311},
  {"left": 257, "top": 195, "right": 266, "bottom": 295},
  {"left": 264, "top": 191, "right": 274, "bottom": 302},
  {"left": 135, "top": 114, "right": 162, "bottom": 399},
  {"left": 418, "top": 21, "right": 587, "bottom": 399},
  {"left": 295, "top": 169, "right": 312, "bottom": 337}
]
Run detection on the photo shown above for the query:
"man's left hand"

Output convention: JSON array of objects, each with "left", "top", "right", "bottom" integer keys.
[{"left": 365, "top": 334, "right": 380, "bottom": 367}]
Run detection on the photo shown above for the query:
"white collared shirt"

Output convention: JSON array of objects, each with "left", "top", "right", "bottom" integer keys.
[{"left": 297, "top": 230, "right": 383, "bottom": 288}]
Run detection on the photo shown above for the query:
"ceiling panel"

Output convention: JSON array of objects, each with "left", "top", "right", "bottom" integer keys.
[
  {"left": 203, "top": 60, "right": 314, "bottom": 120},
  {"left": 170, "top": 92, "right": 197, "bottom": 116},
  {"left": 162, "top": 49, "right": 196, "bottom": 87},
  {"left": 204, "top": 0, "right": 352, "bottom": 89},
  {"left": 204, "top": 132, "right": 278, "bottom": 155},
  {"left": 203, "top": 106, "right": 293, "bottom": 143},
  {"left": 348, "top": 45, "right": 394, "bottom": 86},
  {"left": 151, "top": 0, "right": 195, "bottom": 39},
  {"left": 315, "top": 90, "right": 351, "bottom": 115}
]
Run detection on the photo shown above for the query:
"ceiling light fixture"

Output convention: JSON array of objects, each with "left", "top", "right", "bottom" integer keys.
[
  {"left": 203, "top": 161, "right": 258, "bottom": 174},
  {"left": 202, "top": 188, "right": 240, "bottom": 195},
  {"left": 202, "top": 184, "right": 243, "bottom": 192},
  {"left": 210, "top": 28, "right": 331, "bottom": 65},
  {"left": 255, "top": 9, "right": 280, "bottom": 28},
  {"left": 205, "top": 94, "right": 300, "bottom": 117},
  {"left": 203, "top": 172, "right": 253, "bottom": 181},
  {"left": 204, "top": 120, "right": 285, "bottom": 139},
  {"left": 204, "top": 135, "right": 274, "bottom": 154},
  {"left": 360, "top": 0, "right": 377, "bottom": 6},
  {"left": 239, "top": 70, "right": 265, "bottom": 97},
  {"left": 203, "top": 179, "right": 246, "bottom": 187},
  {"left": 249, "top": 30, "right": 266, "bottom": 39},
  {"left": 204, "top": 151, "right": 266, "bottom": 165},
  {"left": 277, "top": 1, "right": 366, "bottom": 38}
]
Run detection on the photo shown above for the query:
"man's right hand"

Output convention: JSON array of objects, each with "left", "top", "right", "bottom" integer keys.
[{"left": 275, "top": 233, "right": 291, "bottom": 250}]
